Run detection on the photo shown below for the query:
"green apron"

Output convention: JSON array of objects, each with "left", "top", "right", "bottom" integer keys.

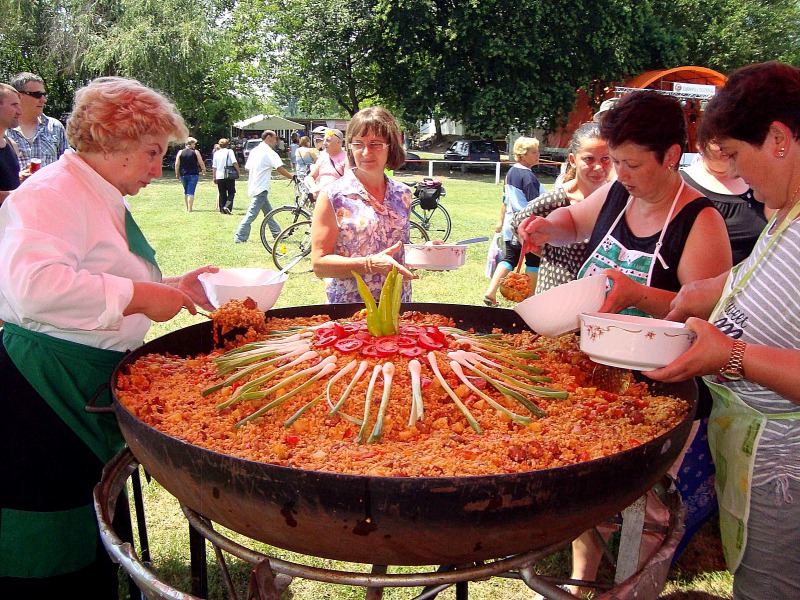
[
  {"left": 703, "top": 200, "right": 800, "bottom": 572},
  {"left": 577, "top": 180, "right": 683, "bottom": 317},
  {"left": 0, "top": 206, "right": 156, "bottom": 578}
]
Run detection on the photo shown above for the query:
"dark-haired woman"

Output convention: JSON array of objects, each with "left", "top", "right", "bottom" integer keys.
[
  {"left": 650, "top": 61, "right": 800, "bottom": 600},
  {"left": 518, "top": 90, "right": 733, "bottom": 595},
  {"left": 510, "top": 122, "right": 614, "bottom": 293}
]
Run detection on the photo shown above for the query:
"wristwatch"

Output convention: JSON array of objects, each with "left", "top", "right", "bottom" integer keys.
[{"left": 719, "top": 340, "right": 747, "bottom": 381}]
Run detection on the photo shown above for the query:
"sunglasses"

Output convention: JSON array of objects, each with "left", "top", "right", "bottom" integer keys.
[{"left": 20, "top": 90, "right": 47, "bottom": 99}]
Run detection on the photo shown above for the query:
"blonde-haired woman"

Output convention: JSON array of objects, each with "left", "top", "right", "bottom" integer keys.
[
  {"left": 483, "top": 136, "right": 544, "bottom": 305},
  {"left": 0, "top": 76, "right": 217, "bottom": 597},
  {"left": 211, "top": 137, "right": 239, "bottom": 214}
]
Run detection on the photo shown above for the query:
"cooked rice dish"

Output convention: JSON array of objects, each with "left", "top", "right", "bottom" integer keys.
[{"left": 115, "top": 302, "right": 690, "bottom": 477}]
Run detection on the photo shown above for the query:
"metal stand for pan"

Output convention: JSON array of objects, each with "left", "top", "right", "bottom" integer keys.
[{"left": 95, "top": 449, "right": 685, "bottom": 600}]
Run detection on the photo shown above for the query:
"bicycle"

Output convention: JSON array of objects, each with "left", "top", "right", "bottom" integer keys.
[
  {"left": 408, "top": 178, "right": 452, "bottom": 242},
  {"left": 259, "top": 178, "right": 314, "bottom": 254},
  {"left": 272, "top": 220, "right": 430, "bottom": 272}
]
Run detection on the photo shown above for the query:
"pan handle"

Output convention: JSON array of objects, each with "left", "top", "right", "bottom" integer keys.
[{"left": 86, "top": 382, "right": 114, "bottom": 414}]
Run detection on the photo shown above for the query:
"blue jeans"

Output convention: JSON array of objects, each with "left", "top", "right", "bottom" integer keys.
[
  {"left": 234, "top": 190, "right": 281, "bottom": 242},
  {"left": 180, "top": 174, "right": 200, "bottom": 195}
]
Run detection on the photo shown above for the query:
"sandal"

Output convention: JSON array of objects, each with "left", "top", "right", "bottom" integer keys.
[{"left": 483, "top": 296, "right": 498, "bottom": 307}]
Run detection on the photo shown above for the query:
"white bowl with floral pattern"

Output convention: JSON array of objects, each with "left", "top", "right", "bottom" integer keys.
[
  {"left": 579, "top": 312, "right": 696, "bottom": 371},
  {"left": 404, "top": 243, "right": 467, "bottom": 271}
]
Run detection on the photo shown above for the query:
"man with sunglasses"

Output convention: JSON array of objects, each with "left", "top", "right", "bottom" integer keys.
[{"left": 6, "top": 72, "right": 70, "bottom": 177}]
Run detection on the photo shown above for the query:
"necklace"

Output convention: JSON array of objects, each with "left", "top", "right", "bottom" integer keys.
[{"left": 772, "top": 179, "right": 800, "bottom": 229}]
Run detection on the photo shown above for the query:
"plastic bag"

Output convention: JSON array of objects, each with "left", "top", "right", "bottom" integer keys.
[{"left": 485, "top": 233, "right": 503, "bottom": 279}]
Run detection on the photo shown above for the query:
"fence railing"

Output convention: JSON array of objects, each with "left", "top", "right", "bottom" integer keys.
[{"left": 402, "top": 159, "right": 563, "bottom": 184}]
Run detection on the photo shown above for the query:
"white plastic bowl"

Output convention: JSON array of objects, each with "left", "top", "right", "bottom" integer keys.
[
  {"left": 579, "top": 312, "right": 696, "bottom": 371},
  {"left": 404, "top": 243, "right": 467, "bottom": 271},
  {"left": 198, "top": 268, "right": 287, "bottom": 311},
  {"left": 513, "top": 274, "right": 608, "bottom": 338}
]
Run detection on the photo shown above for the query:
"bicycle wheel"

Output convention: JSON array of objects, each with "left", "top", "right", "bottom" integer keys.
[
  {"left": 408, "top": 221, "right": 430, "bottom": 244},
  {"left": 272, "top": 220, "right": 313, "bottom": 272},
  {"left": 260, "top": 205, "right": 312, "bottom": 253},
  {"left": 410, "top": 199, "right": 452, "bottom": 242}
]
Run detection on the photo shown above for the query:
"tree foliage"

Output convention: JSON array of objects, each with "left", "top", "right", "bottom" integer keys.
[{"left": 1, "top": 0, "right": 799, "bottom": 141}]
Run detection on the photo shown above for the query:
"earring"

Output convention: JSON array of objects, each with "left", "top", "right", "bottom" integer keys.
[{"left": 779, "top": 148, "right": 786, "bottom": 158}]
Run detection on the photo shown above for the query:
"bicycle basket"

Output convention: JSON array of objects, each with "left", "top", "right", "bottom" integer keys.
[{"left": 415, "top": 180, "right": 443, "bottom": 210}]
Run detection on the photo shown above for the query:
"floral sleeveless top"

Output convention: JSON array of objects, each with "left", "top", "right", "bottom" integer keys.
[{"left": 325, "top": 168, "right": 413, "bottom": 304}]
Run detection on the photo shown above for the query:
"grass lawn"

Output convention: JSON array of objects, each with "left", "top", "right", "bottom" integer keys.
[{"left": 120, "top": 172, "right": 732, "bottom": 599}]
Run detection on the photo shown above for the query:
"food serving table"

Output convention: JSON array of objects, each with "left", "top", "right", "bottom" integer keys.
[{"left": 95, "top": 448, "right": 685, "bottom": 600}]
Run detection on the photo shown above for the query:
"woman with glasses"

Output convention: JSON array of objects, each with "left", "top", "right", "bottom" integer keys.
[
  {"left": 6, "top": 72, "right": 70, "bottom": 175},
  {"left": 310, "top": 106, "right": 417, "bottom": 303}
]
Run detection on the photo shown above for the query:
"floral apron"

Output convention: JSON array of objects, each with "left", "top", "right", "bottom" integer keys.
[
  {"left": 704, "top": 200, "right": 800, "bottom": 573},
  {"left": 578, "top": 181, "right": 684, "bottom": 316}
]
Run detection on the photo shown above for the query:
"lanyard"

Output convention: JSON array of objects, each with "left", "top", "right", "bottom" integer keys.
[{"left": 724, "top": 199, "right": 800, "bottom": 302}]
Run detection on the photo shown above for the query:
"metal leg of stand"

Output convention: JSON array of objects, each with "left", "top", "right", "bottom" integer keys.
[
  {"left": 189, "top": 523, "right": 208, "bottom": 598},
  {"left": 456, "top": 580, "right": 468, "bottom": 599},
  {"left": 246, "top": 558, "right": 283, "bottom": 600},
  {"left": 365, "top": 564, "right": 388, "bottom": 599},
  {"left": 615, "top": 494, "right": 646, "bottom": 584}
]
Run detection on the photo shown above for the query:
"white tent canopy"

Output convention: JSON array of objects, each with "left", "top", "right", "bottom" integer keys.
[{"left": 232, "top": 114, "right": 303, "bottom": 132}]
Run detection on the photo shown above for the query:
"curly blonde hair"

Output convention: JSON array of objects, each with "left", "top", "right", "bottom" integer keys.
[{"left": 66, "top": 77, "right": 188, "bottom": 153}]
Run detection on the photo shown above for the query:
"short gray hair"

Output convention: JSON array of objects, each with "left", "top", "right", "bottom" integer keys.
[{"left": 9, "top": 72, "right": 44, "bottom": 92}]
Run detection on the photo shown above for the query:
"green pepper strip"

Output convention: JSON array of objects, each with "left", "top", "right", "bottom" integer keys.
[
  {"left": 391, "top": 269, "right": 403, "bottom": 335},
  {"left": 377, "top": 267, "right": 393, "bottom": 336},
  {"left": 352, "top": 270, "right": 382, "bottom": 336}
]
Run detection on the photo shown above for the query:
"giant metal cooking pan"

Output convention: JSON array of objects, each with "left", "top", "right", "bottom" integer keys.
[{"left": 110, "top": 303, "right": 696, "bottom": 566}]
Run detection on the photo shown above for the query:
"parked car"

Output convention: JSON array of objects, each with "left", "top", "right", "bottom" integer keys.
[
  {"left": 398, "top": 151, "right": 422, "bottom": 172},
  {"left": 242, "top": 138, "right": 261, "bottom": 162},
  {"left": 443, "top": 139, "right": 500, "bottom": 173}
]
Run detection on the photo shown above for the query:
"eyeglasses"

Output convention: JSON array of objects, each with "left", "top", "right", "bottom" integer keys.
[
  {"left": 19, "top": 90, "right": 47, "bottom": 99},
  {"left": 349, "top": 141, "right": 390, "bottom": 152}
]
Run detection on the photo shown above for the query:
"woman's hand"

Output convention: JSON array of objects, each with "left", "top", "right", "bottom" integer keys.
[
  {"left": 598, "top": 270, "right": 643, "bottom": 313},
  {"left": 125, "top": 281, "right": 198, "bottom": 322},
  {"left": 374, "top": 241, "right": 417, "bottom": 279},
  {"left": 644, "top": 318, "right": 734, "bottom": 382},
  {"left": 516, "top": 215, "right": 551, "bottom": 253},
  {"left": 664, "top": 274, "right": 728, "bottom": 322},
  {"left": 164, "top": 265, "right": 219, "bottom": 311}
]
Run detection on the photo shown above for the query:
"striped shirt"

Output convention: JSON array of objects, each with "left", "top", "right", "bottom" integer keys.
[{"left": 713, "top": 218, "right": 800, "bottom": 486}]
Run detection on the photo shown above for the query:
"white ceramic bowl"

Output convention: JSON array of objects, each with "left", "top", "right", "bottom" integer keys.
[
  {"left": 404, "top": 243, "right": 467, "bottom": 271},
  {"left": 579, "top": 312, "right": 696, "bottom": 371},
  {"left": 198, "top": 268, "right": 287, "bottom": 311},
  {"left": 513, "top": 274, "right": 608, "bottom": 338}
]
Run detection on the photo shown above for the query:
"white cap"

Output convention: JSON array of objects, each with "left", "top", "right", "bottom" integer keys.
[{"left": 594, "top": 98, "right": 619, "bottom": 122}]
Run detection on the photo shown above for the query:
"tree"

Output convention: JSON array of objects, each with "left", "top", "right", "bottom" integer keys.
[{"left": 270, "top": 0, "right": 383, "bottom": 117}]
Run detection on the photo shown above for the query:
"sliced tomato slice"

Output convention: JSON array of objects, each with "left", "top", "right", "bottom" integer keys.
[
  {"left": 417, "top": 332, "right": 445, "bottom": 350},
  {"left": 342, "top": 322, "right": 362, "bottom": 335},
  {"left": 375, "top": 338, "right": 400, "bottom": 357},
  {"left": 395, "top": 335, "right": 418, "bottom": 348},
  {"left": 354, "top": 331, "right": 374, "bottom": 342},
  {"left": 360, "top": 343, "right": 380, "bottom": 357},
  {"left": 334, "top": 338, "right": 365, "bottom": 353},
  {"left": 399, "top": 346, "right": 425, "bottom": 357},
  {"left": 399, "top": 324, "right": 425, "bottom": 336},
  {"left": 313, "top": 330, "right": 340, "bottom": 348},
  {"left": 425, "top": 326, "right": 447, "bottom": 344}
]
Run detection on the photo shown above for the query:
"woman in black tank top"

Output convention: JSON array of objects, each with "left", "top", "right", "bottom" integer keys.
[
  {"left": 515, "top": 91, "right": 733, "bottom": 596},
  {"left": 174, "top": 137, "right": 206, "bottom": 212}
]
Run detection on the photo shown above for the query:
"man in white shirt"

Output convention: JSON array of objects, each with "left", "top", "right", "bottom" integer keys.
[{"left": 234, "top": 130, "right": 294, "bottom": 243}]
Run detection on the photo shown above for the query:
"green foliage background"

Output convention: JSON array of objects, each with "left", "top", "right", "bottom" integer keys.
[{"left": 1, "top": 0, "right": 800, "bottom": 144}]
